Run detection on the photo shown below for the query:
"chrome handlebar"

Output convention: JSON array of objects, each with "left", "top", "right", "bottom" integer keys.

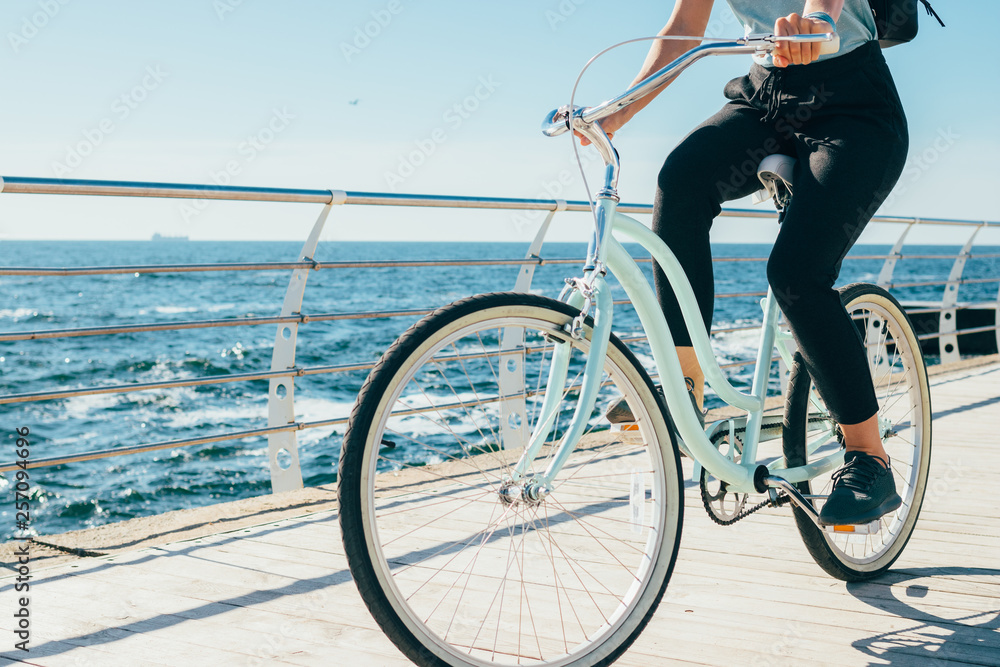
[{"left": 541, "top": 33, "right": 839, "bottom": 145}]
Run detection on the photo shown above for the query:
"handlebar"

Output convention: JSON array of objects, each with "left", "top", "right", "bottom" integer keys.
[{"left": 542, "top": 33, "right": 839, "bottom": 140}]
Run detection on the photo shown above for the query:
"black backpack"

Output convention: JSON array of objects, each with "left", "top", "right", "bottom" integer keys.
[{"left": 869, "top": 0, "right": 945, "bottom": 47}]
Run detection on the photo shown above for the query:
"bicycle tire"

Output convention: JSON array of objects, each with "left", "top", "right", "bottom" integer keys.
[
  {"left": 783, "top": 282, "right": 932, "bottom": 581},
  {"left": 339, "top": 292, "right": 684, "bottom": 666}
]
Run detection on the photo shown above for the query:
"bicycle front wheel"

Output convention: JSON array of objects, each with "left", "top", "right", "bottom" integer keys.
[
  {"left": 339, "top": 292, "right": 683, "bottom": 666},
  {"left": 783, "top": 282, "right": 932, "bottom": 581}
]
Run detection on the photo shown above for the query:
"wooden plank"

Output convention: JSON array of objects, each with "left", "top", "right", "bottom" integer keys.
[{"left": 1, "top": 361, "right": 996, "bottom": 665}]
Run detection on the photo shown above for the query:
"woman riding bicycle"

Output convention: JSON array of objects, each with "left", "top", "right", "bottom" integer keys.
[{"left": 599, "top": 0, "right": 908, "bottom": 526}]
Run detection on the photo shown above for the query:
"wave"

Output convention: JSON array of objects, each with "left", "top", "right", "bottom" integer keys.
[{"left": 0, "top": 308, "right": 52, "bottom": 320}]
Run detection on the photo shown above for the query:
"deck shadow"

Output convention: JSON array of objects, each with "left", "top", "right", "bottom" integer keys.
[{"left": 847, "top": 566, "right": 1000, "bottom": 665}]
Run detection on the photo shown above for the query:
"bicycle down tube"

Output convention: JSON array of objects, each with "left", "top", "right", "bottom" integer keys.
[{"left": 513, "top": 204, "right": 847, "bottom": 495}]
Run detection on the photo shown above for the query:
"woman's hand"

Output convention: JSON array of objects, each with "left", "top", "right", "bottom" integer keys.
[
  {"left": 576, "top": 108, "right": 628, "bottom": 146},
  {"left": 772, "top": 13, "right": 834, "bottom": 68}
]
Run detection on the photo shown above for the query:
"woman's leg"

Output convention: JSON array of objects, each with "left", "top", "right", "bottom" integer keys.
[
  {"left": 652, "top": 101, "right": 786, "bottom": 407},
  {"left": 763, "top": 44, "right": 908, "bottom": 524},
  {"left": 767, "top": 112, "right": 907, "bottom": 450}
]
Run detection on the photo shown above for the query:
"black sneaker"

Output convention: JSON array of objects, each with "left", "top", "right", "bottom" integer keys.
[
  {"left": 819, "top": 451, "right": 902, "bottom": 525},
  {"left": 605, "top": 386, "right": 705, "bottom": 430}
]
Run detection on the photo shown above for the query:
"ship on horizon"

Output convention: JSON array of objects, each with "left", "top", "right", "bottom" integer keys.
[{"left": 151, "top": 233, "right": 190, "bottom": 242}]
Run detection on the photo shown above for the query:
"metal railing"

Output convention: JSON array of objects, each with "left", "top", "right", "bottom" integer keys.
[{"left": 2, "top": 176, "right": 998, "bottom": 490}]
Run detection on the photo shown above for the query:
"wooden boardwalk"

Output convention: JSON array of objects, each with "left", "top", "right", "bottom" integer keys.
[{"left": 3, "top": 360, "right": 999, "bottom": 666}]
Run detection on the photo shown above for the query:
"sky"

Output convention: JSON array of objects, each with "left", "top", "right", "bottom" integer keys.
[{"left": 0, "top": 0, "right": 997, "bottom": 246}]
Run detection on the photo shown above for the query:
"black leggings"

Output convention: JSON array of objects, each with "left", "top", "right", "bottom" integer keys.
[{"left": 653, "top": 41, "right": 908, "bottom": 426}]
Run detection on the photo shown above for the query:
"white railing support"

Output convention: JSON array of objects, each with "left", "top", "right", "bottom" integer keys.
[
  {"left": 499, "top": 200, "right": 566, "bottom": 452},
  {"left": 266, "top": 200, "right": 338, "bottom": 492},
  {"left": 512, "top": 199, "right": 565, "bottom": 293},
  {"left": 939, "top": 224, "right": 985, "bottom": 364},
  {"left": 877, "top": 222, "right": 915, "bottom": 288}
]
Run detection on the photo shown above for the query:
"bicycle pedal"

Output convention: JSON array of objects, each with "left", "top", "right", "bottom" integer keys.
[
  {"left": 824, "top": 520, "right": 880, "bottom": 535},
  {"left": 610, "top": 423, "right": 639, "bottom": 432}
]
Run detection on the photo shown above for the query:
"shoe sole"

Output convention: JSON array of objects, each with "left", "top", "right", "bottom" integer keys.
[{"left": 819, "top": 492, "right": 903, "bottom": 526}]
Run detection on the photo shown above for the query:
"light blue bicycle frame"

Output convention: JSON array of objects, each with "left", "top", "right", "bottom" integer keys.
[
  {"left": 511, "top": 202, "right": 847, "bottom": 496},
  {"left": 514, "top": 35, "right": 849, "bottom": 496}
]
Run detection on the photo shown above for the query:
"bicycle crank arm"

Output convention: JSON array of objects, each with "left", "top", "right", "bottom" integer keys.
[
  {"left": 763, "top": 475, "right": 821, "bottom": 522},
  {"left": 763, "top": 475, "right": 881, "bottom": 534}
]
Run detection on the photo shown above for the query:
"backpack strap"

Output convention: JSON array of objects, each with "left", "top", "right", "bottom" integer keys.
[{"left": 919, "top": 0, "right": 946, "bottom": 27}]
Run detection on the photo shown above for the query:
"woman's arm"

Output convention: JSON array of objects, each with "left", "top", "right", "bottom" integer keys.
[
  {"left": 580, "top": 0, "right": 714, "bottom": 145},
  {"left": 772, "top": 0, "right": 844, "bottom": 67}
]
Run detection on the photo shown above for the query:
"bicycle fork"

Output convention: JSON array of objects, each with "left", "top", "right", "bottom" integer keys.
[{"left": 506, "top": 272, "right": 614, "bottom": 500}]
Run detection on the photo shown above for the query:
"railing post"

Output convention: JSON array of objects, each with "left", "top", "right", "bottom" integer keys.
[
  {"left": 512, "top": 199, "right": 564, "bottom": 292},
  {"left": 939, "top": 224, "right": 985, "bottom": 364},
  {"left": 876, "top": 221, "right": 915, "bottom": 288},
  {"left": 266, "top": 191, "right": 346, "bottom": 492},
  {"left": 499, "top": 200, "right": 565, "bottom": 452}
]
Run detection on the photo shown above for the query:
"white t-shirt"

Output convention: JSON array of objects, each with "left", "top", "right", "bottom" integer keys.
[{"left": 725, "top": 0, "right": 877, "bottom": 66}]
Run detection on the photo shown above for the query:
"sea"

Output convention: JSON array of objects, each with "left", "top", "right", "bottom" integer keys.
[{"left": 2, "top": 240, "right": 998, "bottom": 539}]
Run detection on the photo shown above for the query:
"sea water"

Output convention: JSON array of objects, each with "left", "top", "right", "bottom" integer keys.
[{"left": 1, "top": 241, "right": 997, "bottom": 538}]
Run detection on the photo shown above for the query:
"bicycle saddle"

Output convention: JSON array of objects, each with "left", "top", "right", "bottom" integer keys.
[{"left": 751, "top": 153, "right": 796, "bottom": 212}]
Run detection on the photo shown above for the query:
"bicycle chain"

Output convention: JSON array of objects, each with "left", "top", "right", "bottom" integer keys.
[
  {"left": 699, "top": 415, "right": 830, "bottom": 526},
  {"left": 702, "top": 486, "right": 792, "bottom": 526}
]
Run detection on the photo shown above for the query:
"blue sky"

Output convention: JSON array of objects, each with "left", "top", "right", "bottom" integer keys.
[{"left": 0, "top": 0, "right": 997, "bottom": 245}]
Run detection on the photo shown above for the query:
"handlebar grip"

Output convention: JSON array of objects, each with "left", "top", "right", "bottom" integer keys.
[
  {"left": 541, "top": 105, "right": 584, "bottom": 138},
  {"left": 541, "top": 109, "right": 569, "bottom": 137},
  {"left": 818, "top": 33, "right": 840, "bottom": 55}
]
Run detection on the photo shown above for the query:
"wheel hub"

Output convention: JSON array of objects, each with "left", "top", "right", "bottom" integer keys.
[
  {"left": 879, "top": 415, "right": 897, "bottom": 440},
  {"left": 498, "top": 479, "right": 549, "bottom": 507}
]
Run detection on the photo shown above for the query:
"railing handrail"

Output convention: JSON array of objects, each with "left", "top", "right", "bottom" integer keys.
[
  {"left": 5, "top": 253, "right": 1000, "bottom": 278},
  {"left": 3, "top": 175, "right": 999, "bottom": 228},
  {"left": 3, "top": 175, "right": 999, "bottom": 485}
]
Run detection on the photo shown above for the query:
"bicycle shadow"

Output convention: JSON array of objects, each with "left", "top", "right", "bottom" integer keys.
[{"left": 846, "top": 566, "right": 1000, "bottom": 665}]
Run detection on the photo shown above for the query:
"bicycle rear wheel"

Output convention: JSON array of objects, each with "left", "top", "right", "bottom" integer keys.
[
  {"left": 339, "top": 292, "right": 683, "bottom": 666},
  {"left": 783, "top": 283, "right": 932, "bottom": 581}
]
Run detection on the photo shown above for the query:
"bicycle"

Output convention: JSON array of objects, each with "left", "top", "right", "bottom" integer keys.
[{"left": 338, "top": 32, "right": 932, "bottom": 667}]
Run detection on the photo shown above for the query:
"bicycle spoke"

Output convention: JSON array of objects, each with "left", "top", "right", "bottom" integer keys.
[
  {"left": 346, "top": 297, "right": 681, "bottom": 665},
  {"left": 789, "top": 294, "right": 931, "bottom": 571},
  {"left": 546, "top": 496, "right": 648, "bottom": 569},
  {"left": 380, "top": 428, "right": 502, "bottom": 492},
  {"left": 454, "top": 338, "right": 505, "bottom": 461},
  {"left": 431, "top": 356, "right": 508, "bottom": 467}
]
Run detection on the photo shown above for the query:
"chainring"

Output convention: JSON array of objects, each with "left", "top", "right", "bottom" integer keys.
[
  {"left": 700, "top": 429, "right": 748, "bottom": 524},
  {"left": 699, "top": 414, "right": 835, "bottom": 526}
]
